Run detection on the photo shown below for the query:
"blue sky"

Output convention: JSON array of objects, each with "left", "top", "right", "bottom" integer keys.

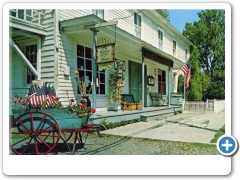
[{"left": 167, "top": 10, "right": 203, "bottom": 33}]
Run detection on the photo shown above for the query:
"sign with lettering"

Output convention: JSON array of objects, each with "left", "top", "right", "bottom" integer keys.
[
  {"left": 96, "top": 44, "right": 115, "bottom": 64},
  {"left": 143, "top": 48, "right": 174, "bottom": 67}
]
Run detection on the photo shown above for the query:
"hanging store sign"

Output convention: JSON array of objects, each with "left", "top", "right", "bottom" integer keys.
[
  {"left": 142, "top": 48, "right": 174, "bottom": 67},
  {"left": 96, "top": 44, "right": 115, "bottom": 64}
]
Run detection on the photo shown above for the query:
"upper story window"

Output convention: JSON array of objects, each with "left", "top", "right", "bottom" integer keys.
[
  {"left": 25, "top": 44, "right": 37, "bottom": 84},
  {"left": 77, "top": 44, "right": 106, "bottom": 95},
  {"left": 92, "top": 9, "right": 104, "bottom": 19},
  {"left": 185, "top": 49, "right": 188, "bottom": 60},
  {"left": 9, "top": 9, "right": 33, "bottom": 21},
  {"left": 158, "top": 28, "right": 164, "bottom": 50},
  {"left": 134, "top": 12, "right": 141, "bottom": 38},
  {"left": 173, "top": 40, "right": 177, "bottom": 57}
]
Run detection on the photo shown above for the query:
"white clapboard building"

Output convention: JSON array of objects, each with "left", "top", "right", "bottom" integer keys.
[{"left": 9, "top": 9, "right": 192, "bottom": 110}]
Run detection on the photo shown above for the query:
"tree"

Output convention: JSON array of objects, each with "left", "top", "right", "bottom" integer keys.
[
  {"left": 156, "top": 10, "right": 170, "bottom": 21},
  {"left": 183, "top": 10, "right": 225, "bottom": 100},
  {"left": 186, "top": 46, "right": 204, "bottom": 101}
]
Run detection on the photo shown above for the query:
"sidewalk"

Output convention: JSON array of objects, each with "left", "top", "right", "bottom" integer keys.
[{"left": 101, "top": 111, "right": 225, "bottom": 144}]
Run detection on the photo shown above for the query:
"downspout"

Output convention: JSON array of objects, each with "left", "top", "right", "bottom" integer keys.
[
  {"left": 54, "top": 9, "right": 59, "bottom": 95},
  {"left": 141, "top": 49, "right": 145, "bottom": 110}
]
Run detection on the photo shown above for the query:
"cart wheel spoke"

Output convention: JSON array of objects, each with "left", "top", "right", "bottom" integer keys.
[
  {"left": 20, "top": 138, "right": 33, "bottom": 155},
  {"left": 36, "top": 136, "right": 53, "bottom": 149},
  {"left": 10, "top": 112, "right": 61, "bottom": 155},
  {"left": 33, "top": 138, "right": 39, "bottom": 155}
]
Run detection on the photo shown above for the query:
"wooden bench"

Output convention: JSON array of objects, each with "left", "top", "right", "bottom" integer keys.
[{"left": 150, "top": 92, "right": 168, "bottom": 106}]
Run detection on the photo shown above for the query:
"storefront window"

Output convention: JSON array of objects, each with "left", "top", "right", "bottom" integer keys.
[{"left": 77, "top": 44, "right": 106, "bottom": 94}]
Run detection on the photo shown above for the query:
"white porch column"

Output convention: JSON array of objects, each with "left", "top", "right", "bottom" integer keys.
[{"left": 141, "top": 49, "right": 145, "bottom": 110}]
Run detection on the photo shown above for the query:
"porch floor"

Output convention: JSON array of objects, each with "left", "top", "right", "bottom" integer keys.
[{"left": 89, "top": 105, "right": 182, "bottom": 124}]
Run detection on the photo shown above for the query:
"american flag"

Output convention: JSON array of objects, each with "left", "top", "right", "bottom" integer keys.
[
  {"left": 27, "top": 83, "right": 58, "bottom": 109},
  {"left": 27, "top": 93, "right": 58, "bottom": 109},
  {"left": 181, "top": 60, "right": 191, "bottom": 88}
]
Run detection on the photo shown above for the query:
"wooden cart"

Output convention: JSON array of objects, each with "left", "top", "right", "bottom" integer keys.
[{"left": 9, "top": 107, "right": 102, "bottom": 155}]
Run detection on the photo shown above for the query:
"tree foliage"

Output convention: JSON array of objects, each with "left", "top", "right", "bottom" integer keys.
[
  {"left": 156, "top": 10, "right": 170, "bottom": 21},
  {"left": 183, "top": 10, "right": 225, "bottom": 100}
]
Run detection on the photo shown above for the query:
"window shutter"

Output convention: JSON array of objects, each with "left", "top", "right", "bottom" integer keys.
[
  {"left": 134, "top": 13, "right": 137, "bottom": 25},
  {"left": 139, "top": 15, "right": 141, "bottom": 27}
]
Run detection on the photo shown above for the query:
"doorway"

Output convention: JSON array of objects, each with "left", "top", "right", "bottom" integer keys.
[{"left": 129, "top": 61, "right": 147, "bottom": 105}]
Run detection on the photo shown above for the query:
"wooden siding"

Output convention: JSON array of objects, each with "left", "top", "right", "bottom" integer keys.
[
  {"left": 57, "top": 30, "right": 76, "bottom": 104},
  {"left": 107, "top": 9, "right": 136, "bottom": 36},
  {"left": 58, "top": 9, "right": 92, "bottom": 21},
  {"left": 37, "top": 9, "right": 56, "bottom": 85},
  {"left": 141, "top": 15, "right": 159, "bottom": 47}
]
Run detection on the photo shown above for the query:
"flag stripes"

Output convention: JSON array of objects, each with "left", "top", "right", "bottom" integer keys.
[
  {"left": 27, "top": 93, "right": 58, "bottom": 109},
  {"left": 26, "top": 83, "right": 58, "bottom": 109},
  {"left": 181, "top": 61, "right": 191, "bottom": 88}
]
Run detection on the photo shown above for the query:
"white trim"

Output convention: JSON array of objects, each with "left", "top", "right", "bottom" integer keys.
[
  {"left": 37, "top": 37, "right": 41, "bottom": 80},
  {"left": 9, "top": 37, "right": 39, "bottom": 78}
]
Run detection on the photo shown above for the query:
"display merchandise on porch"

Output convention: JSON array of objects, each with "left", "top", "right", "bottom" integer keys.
[{"left": 107, "top": 63, "right": 125, "bottom": 111}]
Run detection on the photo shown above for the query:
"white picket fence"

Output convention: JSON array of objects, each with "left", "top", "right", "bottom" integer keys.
[{"left": 182, "top": 99, "right": 225, "bottom": 114}]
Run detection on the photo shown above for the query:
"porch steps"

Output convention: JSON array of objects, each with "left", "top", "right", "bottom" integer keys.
[
  {"left": 141, "top": 108, "right": 175, "bottom": 122},
  {"left": 90, "top": 106, "right": 181, "bottom": 124}
]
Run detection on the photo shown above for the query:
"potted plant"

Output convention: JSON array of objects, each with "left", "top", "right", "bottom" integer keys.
[
  {"left": 75, "top": 70, "right": 91, "bottom": 107},
  {"left": 66, "top": 98, "right": 96, "bottom": 127}
]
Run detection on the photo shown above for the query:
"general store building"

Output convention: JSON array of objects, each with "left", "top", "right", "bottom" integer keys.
[{"left": 9, "top": 9, "right": 192, "bottom": 111}]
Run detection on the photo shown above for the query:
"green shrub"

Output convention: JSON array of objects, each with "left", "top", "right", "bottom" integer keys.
[{"left": 210, "top": 125, "right": 225, "bottom": 143}]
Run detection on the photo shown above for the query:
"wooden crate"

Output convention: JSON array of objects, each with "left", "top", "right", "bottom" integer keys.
[
  {"left": 123, "top": 103, "right": 137, "bottom": 110},
  {"left": 136, "top": 100, "right": 142, "bottom": 110}
]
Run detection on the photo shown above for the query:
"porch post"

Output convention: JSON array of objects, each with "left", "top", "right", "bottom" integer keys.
[
  {"left": 37, "top": 37, "right": 41, "bottom": 80},
  {"left": 168, "top": 67, "right": 171, "bottom": 106},
  {"left": 142, "top": 49, "right": 145, "bottom": 110},
  {"left": 91, "top": 28, "right": 99, "bottom": 110},
  {"left": 184, "top": 74, "right": 186, "bottom": 100}
]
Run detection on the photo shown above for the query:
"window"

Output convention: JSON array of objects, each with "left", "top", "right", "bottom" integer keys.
[
  {"left": 158, "top": 29, "right": 163, "bottom": 50},
  {"left": 185, "top": 49, "right": 188, "bottom": 60},
  {"left": 134, "top": 13, "right": 141, "bottom": 27},
  {"left": 92, "top": 9, "right": 104, "bottom": 19},
  {"left": 158, "top": 69, "right": 166, "bottom": 95},
  {"left": 77, "top": 44, "right": 106, "bottom": 95},
  {"left": 9, "top": 9, "right": 33, "bottom": 21},
  {"left": 134, "top": 12, "right": 141, "bottom": 38},
  {"left": 25, "top": 44, "right": 37, "bottom": 84},
  {"left": 173, "top": 40, "right": 177, "bottom": 57}
]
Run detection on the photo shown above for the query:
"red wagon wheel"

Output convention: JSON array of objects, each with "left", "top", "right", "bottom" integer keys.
[{"left": 9, "top": 111, "right": 61, "bottom": 155}]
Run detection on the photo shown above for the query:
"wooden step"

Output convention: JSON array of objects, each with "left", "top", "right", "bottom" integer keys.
[{"left": 141, "top": 110, "right": 175, "bottom": 122}]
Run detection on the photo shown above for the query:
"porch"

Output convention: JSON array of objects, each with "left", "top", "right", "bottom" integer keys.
[{"left": 89, "top": 105, "right": 182, "bottom": 124}]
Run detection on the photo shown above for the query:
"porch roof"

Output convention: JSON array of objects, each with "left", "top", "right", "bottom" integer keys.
[
  {"left": 9, "top": 17, "right": 47, "bottom": 36},
  {"left": 60, "top": 14, "right": 186, "bottom": 69}
]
